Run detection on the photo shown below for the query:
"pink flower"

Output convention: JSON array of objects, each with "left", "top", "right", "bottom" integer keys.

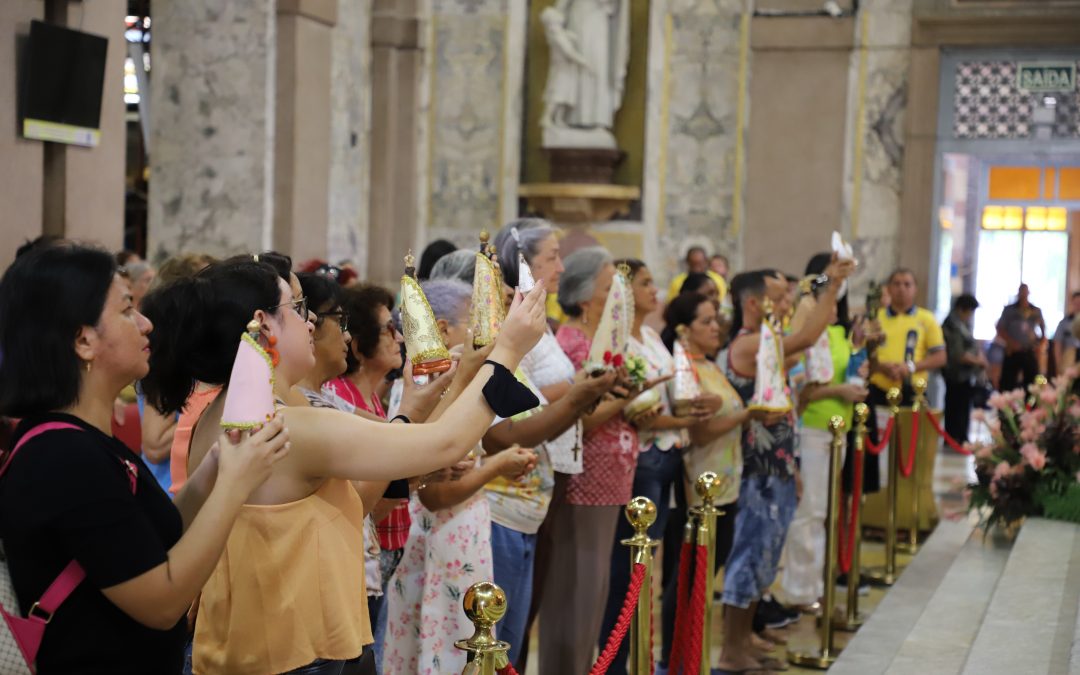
[
  {"left": 1040, "top": 388, "right": 1058, "bottom": 406},
  {"left": 1067, "top": 365, "right": 1080, "bottom": 379},
  {"left": 1020, "top": 442, "right": 1046, "bottom": 471},
  {"left": 1069, "top": 402, "right": 1080, "bottom": 419},
  {"left": 993, "top": 461, "right": 1011, "bottom": 481},
  {"left": 988, "top": 392, "right": 1008, "bottom": 410}
]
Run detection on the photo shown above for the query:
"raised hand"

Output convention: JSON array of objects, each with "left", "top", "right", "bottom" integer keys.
[
  {"left": 216, "top": 414, "right": 290, "bottom": 499},
  {"left": 493, "top": 285, "right": 548, "bottom": 365}
]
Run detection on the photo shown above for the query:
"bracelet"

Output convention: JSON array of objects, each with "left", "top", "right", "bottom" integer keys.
[{"left": 390, "top": 414, "right": 412, "bottom": 424}]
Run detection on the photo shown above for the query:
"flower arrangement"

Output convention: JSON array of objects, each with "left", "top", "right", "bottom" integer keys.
[{"left": 968, "top": 369, "right": 1080, "bottom": 529}]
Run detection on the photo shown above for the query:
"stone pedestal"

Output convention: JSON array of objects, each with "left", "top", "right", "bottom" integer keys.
[
  {"left": 545, "top": 147, "right": 625, "bottom": 184},
  {"left": 518, "top": 183, "right": 640, "bottom": 224}
]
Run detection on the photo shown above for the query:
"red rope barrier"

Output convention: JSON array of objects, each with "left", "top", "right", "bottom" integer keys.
[
  {"left": 899, "top": 411, "right": 918, "bottom": 478},
  {"left": 923, "top": 409, "right": 972, "bottom": 455},
  {"left": 838, "top": 446, "right": 864, "bottom": 575},
  {"left": 682, "top": 544, "right": 709, "bottom": 675},
  {"left": 668, "top": 541, "right": 693, "bottom": 674},
  {"left": 497, "top": 663, "right": 520, "bottom": 675},
  {"left": 865, "top": 416, "right": 894, "bottom": 456},
  {"left": 589, "top": 562, "right": 647, "bottom": 675}
]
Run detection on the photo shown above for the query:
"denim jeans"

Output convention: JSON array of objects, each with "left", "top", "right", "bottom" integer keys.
[
  {"left": 490, "top": 522, "right": 538, "bottom": 664},
  {"left": 722, "top": 473, "right": 798, "bottom": 609},
  {"left": 598, "top": 446, "right": 683, "bottom": 673}
]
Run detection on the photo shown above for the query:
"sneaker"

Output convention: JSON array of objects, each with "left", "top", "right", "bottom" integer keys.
[
  {"left": 757, "top": 596, "right": 799, "bottom": 629},
  {"left": 836, "top": 573, "right": 871, "bottom": 596}
]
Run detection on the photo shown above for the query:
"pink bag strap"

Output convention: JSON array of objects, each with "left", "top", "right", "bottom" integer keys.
[{"left": 0, "top": 422, "right": 82, "bottom": 480}]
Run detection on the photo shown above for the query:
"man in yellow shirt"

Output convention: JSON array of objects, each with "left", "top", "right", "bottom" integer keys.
[
  {"left": 870, "top": 268, "right": 947, "bottom": 405},
  {"left": 667, "top": 246, "right": 728, "bottom": 302}
]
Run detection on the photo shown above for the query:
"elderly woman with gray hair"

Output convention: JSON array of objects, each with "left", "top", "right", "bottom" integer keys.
[{"left": 535, "top": 245, "right": 644, "bottom": 675}]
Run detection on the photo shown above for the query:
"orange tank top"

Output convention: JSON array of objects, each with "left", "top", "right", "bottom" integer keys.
[
  {"left": 168, "top": 385, "right": 221, "bottom": 495},
  {"left": 192, "top": 478, "right": 372, "bottom": 674}
]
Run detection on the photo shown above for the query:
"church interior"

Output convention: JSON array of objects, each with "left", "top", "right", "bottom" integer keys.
[{"left": 2, "top": 0, "right": 1080, "bottom": 673}]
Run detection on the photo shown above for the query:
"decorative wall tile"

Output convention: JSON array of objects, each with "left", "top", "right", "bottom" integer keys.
[{"left": 953, "top": 60, "right": 1080, "bottom": 140}]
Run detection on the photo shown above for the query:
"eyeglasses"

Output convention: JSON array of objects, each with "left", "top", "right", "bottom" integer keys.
[
  {"left": 317, "top": 311, "right": 349, "bottom": 332},
  {"left": 383, "top": 319, "right": 398, "bottom": 338},
  {"left": 272, "top": 296, "right": 309, "bottom": 320}
]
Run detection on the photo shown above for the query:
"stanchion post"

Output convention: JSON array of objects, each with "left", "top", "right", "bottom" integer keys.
[
  {"left": 622, "top": 496, "right": 659, "bottom": 675},
  {"left": 789, "top": 416, "right": 846, "bottom": 669},
  {"left": 866, "top": 387, "right": 903, "bottom": 586},
  {"left": 455, "top": 581, "right": 512, "bottom": 675},
  {"left": 689, "top": 471, "right": 723, "bottom": 675},
  {"left": 899, "top": 377, "right": 927, "bottom": 554},
  {"left": 836, "top": 403, "right": 869, "bottom": 632}
]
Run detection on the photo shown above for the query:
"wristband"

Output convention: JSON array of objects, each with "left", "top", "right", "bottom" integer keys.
[
  {"left": 482, "top": 360, "right": 540, "bottom": 418},
  {"left": 390, "top": 414, "right": 412, "bottom": 424}
]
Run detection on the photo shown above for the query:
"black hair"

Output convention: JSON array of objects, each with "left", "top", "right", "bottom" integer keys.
[
  {"left": 342, "top": 283, "right": 395, "bottom": 372},
  {"left": 224, "top": 252, "right": 293, "bottom": 283},
  {"left": 728, "top": 270, "right": 770, "bottom": 336},
  {"left": 805, "top": 252, "right": 850, "bottom": 331},
  {"left": 685, "top": 246, "right": 706, "bottom": 262},
  {"left": 298, "top": 272, "right": 344, "bottom": 324},
  {"left": 661, "top": 292, "right": 709, "bottom": 353},
  {"left": 679, "top": 272, "right": 715, "bottom": 296},
  {"left": 15, "top": 235, "right": 65, "bottom": 260},
  {"left": 613, "top": 258, "right": 647, "bottom": 280},
  {"left": 141, "top": 259, "right": 283, "bottom": 414},
  {"left": 953, "top": 294, "right": 979, "bottom": 312},
  {"left": 418, "top": 240, "right": 457, "bottom": 281},
  {"left": 887, "top": 267, "right": 916, "bottom": 285},
  {"left": 0, "top": 244, "right": 117, "bottom": 417}
]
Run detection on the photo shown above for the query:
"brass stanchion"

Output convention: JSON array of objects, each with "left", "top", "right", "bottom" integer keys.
[
  {"left": 789, "top": 416, "right": 846, "bottom": 669},
  {"left": 689, "top": 472, "right": 724, "bottom": 675},
  {"left": 835, "top": 403, "right": 869, "bottom": 632},
  {"left": 898, "top": 377, "right": 927, "bottom": 555},
  {"left": 623, "top": 496, "right": 659, "bottom": 675},
  {"left": 866, "top": 387, "right": 903, "bottom": 586},
  {"left": 455, "top": 581, "right": 511, "bottom": 675}
]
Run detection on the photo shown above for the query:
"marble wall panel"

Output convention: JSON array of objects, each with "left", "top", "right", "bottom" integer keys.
[
  {"left": 327, "top": 0, "right": 372, "bottom": 270},
  {"left": 642, "top": 0, "right": 749, "bottom": 290},
  {"left": 149, "top": 0, "right": 276, "bottom": 261},
  {"left": 841, "top": 0, "right": 913, "bottom": 302},
  {"left": 418, "top": 0, "right": 524, "bottom": 250}
]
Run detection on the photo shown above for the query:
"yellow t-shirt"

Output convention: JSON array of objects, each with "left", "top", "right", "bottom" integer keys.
[
  {"left": 667, "top": 270, "right": 728, "bottom": 303},
  {"left": 870, "top": 306, "right": 945, "bottom": 391}
]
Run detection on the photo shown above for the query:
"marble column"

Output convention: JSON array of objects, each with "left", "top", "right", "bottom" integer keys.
[
  {"left": 840, "top": 0, "right": 913, "bottom": 301},
  {"left": 326, "top": 0, "right": 372, "bottom": 271},
  {"left": 416, "top": 0, "right": 526, "bottom": 250},
  {"left": 641, "top": 0, "right": 751, "bottom": 288},
  {"left": 148, "top": 0, "right": 276, "bottom": 261}
]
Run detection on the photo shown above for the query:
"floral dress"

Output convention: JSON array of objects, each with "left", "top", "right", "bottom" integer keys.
[{"left": 382, "top": 485, "right": 492, "bottom": 675}]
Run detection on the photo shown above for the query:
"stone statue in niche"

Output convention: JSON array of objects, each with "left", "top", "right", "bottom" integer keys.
[{"left": 541, "top": 0, "right": 631, "bottom": 151}]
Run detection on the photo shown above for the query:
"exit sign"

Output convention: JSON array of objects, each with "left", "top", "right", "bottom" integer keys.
[{"left": 1016, "top": 62, "right": 1076, "bottom": 92}]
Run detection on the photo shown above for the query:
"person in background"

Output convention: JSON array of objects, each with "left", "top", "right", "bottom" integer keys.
[
  {"left": 869, "top": 268, "right": 946, "bottom": 406},
  {"left": 679, "top": 272, "right": 721, "bottom": 305},
  {"left": 116, "top": 249, "right": 142, "bottom": 268},
  {"left": 711, "top": 253, "right": 731, "bottom": 282},
  {"left": 667, "top": 246, "right": 728, "bottom": 304},
  {"left": 942, "top": 294, "right": 987, "bottom": 444},
  {"left": 418, "top": 239, "right": 458, "bottom": 281},
  {"left": 429, "top": 249, "right": 480, "bottom": 285},
  {"left": 298, "top": 258, "right": 360, "bottom": 287},
  {"left": 995, "top": 283, "right": 1046, "bottom": 391},
  {"left": 1053, "top": 290, "right": 1080, "bottom": 374},
  {"left": 122, "top": 260, "right": 156, "bottom": 310}
]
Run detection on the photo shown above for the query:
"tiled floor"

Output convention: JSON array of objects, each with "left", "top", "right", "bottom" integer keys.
[{"left": 521, "top": 451, "right": 973, "bottom": 674}]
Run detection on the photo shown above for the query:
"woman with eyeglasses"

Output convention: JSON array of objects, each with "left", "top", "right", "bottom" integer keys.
[{"left": 140, "top": 256, "right": 547, "bottom": 675}]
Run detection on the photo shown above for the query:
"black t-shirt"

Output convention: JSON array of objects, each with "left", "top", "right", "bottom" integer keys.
[{"left": 0, "top": 413, "right": 186, "bottom": 674}]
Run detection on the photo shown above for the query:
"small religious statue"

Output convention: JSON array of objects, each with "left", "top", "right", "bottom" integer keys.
[{"left": 540, "top": 0, "right": 631, "bottom": 151}]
